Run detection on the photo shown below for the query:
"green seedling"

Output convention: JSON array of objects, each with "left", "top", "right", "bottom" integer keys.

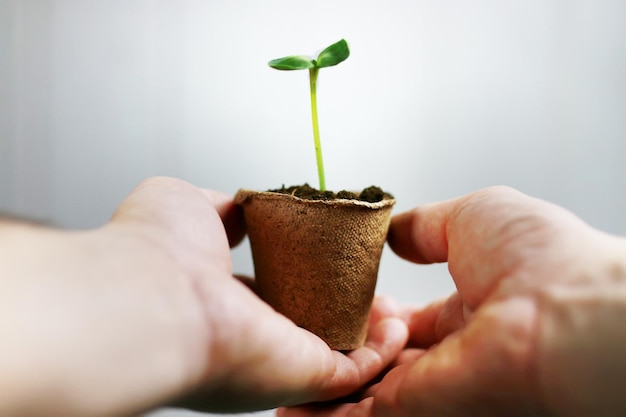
[{"left": 268, "top": 39, "right": 350, "bottom": 191}]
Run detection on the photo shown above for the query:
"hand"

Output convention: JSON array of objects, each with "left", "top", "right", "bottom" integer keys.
[
  {"left": 280, "top": 186, "right": 626, "bottom": 417},
  {"left": 0, "top": 177, "right": 407, "bottom": 417}
]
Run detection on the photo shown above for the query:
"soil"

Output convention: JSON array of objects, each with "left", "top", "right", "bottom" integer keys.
[{"left": 269, "top": 184, "right": 393, "bottom": 203}]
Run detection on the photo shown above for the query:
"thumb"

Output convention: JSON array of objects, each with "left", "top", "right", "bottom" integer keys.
[
  {"left": 200, "top": 188, "right": 246, "bottom": 248},
  {"left": 373, "top": 297, "right": 542, "bottom": 417}
]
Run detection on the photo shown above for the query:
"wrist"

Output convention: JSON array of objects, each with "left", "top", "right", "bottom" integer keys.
[{"left": 538, "top": 233, "right": 626, "bottom": 416}]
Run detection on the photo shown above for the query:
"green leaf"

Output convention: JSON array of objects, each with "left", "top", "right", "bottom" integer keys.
[
  {"left": 315, "top": 39, "right": 350, "bottom": 68},
  {"left": 268, "top": 55, "right": 314, "bottom": 71}
]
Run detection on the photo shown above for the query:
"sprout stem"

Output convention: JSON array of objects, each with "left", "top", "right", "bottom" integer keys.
[{"left": 308, "top": 67, "right": 326, "bottom": 191}]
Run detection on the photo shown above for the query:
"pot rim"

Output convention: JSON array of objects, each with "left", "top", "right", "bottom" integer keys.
[{"left": 234, "top": 188, "right": 396, "bottom": 209}]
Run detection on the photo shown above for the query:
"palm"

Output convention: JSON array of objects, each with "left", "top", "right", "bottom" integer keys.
[
  {"left": 281, "top": 186, "right": 606, "bottom": 417},
  {"left": 111, "top": 177, "right": 408, "bottom": 413},
  {"left": 382, "top": 187, "right": 593, "bottom": 416}
]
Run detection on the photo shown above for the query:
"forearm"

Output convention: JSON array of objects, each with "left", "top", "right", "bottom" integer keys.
[
  {"left": 0, "top": 220, "right": 203, "bottom": 416},
  {"left": 0, "top": 220, "right": 79, "bottom": 415}
]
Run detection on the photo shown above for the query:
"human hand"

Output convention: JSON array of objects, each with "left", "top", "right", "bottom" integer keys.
[
  {"left": 0, "top": 177, "right": 407, "bottom": 417},
  {"left": 280, "top": 186, "right": 626, "bottom": 417}
]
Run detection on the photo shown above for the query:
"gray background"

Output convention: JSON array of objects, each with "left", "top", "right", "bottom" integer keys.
[{"left": 2, "top": 1, "right": 625, "bottom": 416}]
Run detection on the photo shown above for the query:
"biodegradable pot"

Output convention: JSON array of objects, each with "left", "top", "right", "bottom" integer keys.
[{"left": 234, "top": 189, "right": 395, "bottom": 350}]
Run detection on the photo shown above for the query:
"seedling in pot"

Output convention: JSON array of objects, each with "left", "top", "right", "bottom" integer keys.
[
  {"left": 235, "top": 39, "right": 395, "bottom": 349},
  {"left": 268, "top": 39, "right": 350, "bottom": 192}
]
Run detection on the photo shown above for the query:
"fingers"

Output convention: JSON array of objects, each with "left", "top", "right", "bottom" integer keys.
[
  {"left": 276, "top": 348, "right": 427, "bottom": 417},
  {"left": 232, "top": 274, "right": 258, "bottom": 295},
  {"left": 388, "top": 186, "right": 536, "bottom": 265},
  {"left": 401, "top": 293, "right": 468, "bottom": 348},
  {"left": 112, "top": 177, "right": 246, "bottom": 248},
  {"left": 175, "top": 306, "right": 408, "bottom": 412},
  {"left": 387, "top": 201, "right": 451, "bottom": 264},
  {"left": 278, "top": 397, "right": 374, "bottom": 417},
  {"left": 368, "top": 295, "right": 401, "bottom": 327},
  {"left": 200, "top": 188, "right": 246, "bottom": 248},
  {"left": 280, "top": 299, "right": 539, "bottom": 417},
  {"left": 111, "top": 177, "right": 197, "bottom": 223},
  {"left": 317, "top": 316, "right": 408, "bottom": 401},
  {"left": 312, "top": 295, "right": 403, "bottom": 401},
  {"left": 373, "top": 297, "right": 540, "bottom": 417},
  {"left": 399, "top": 298, "right": 445, "bottom": 348},
  {"left": 360, "top": 348, "right": 427, "bottom": 398},
  {"left": 388, "top": 186, "right": 585, "bottom": 309}
]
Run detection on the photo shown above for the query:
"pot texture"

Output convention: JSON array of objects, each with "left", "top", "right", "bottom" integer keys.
[{"left": 235, "top": 189, "right": 395, "bottom": 350}]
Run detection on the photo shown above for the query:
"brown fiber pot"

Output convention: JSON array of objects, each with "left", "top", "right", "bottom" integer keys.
[{"left": 234, "top": 189, "right": 395, "bottom": 350}]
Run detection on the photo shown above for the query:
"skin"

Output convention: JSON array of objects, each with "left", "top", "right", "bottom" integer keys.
[
  {"left": 0, "top": 177, "right": 408, "bottom": 417},
  {"left": 280, "top": 185, "right": 626, "bottom": 417}
]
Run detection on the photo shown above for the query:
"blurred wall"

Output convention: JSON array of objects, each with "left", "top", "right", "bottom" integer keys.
[{"left": 2, "top": 1, "right": 626, "bottom": 416}]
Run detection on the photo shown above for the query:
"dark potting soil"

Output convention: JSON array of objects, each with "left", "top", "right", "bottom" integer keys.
[{"left": 269, "top": 184, "right": 394, "bottom": 203}]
